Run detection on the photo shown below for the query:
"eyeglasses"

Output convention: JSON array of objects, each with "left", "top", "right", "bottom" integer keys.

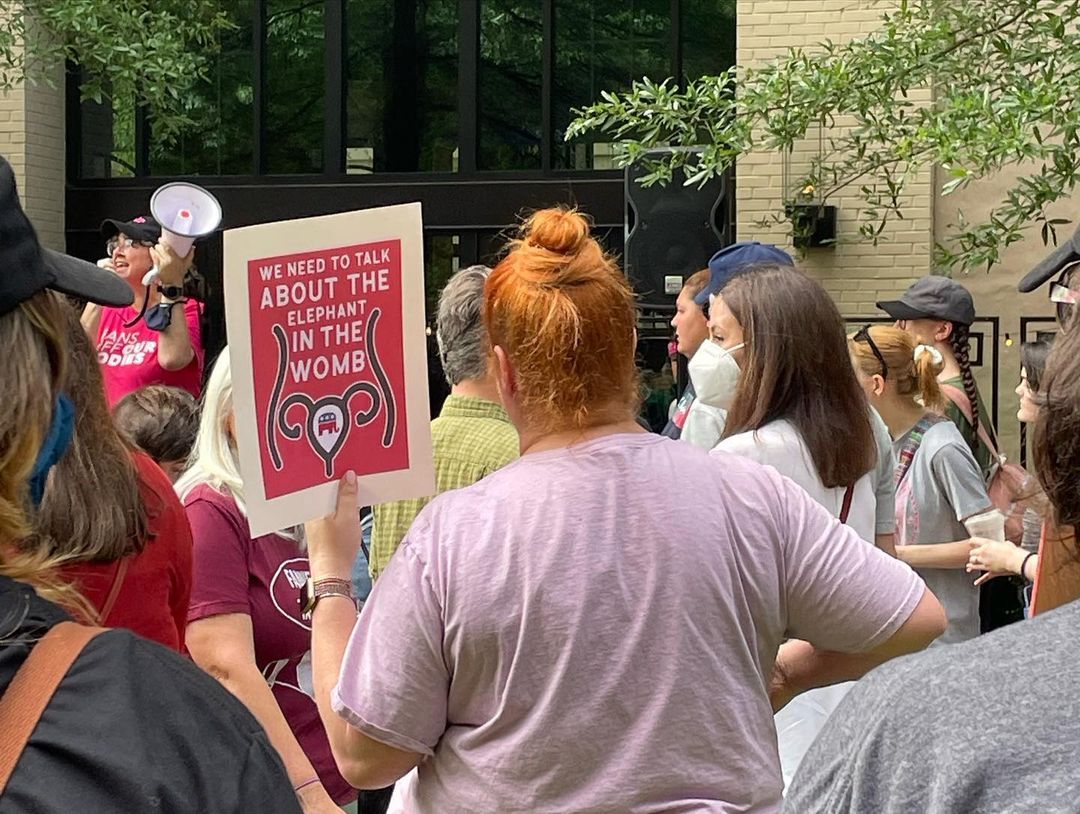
[
  {"left": 853, "top": 324, "right": 888, "bottom": 381},
  {"left": 106, "top": 236, "right": 154, "bottom": 255},
  {"left": 1052, "top": 279, "right": 1079, "bottom": 328},
  {"left": 1052, "top": 261, "right": 1080, "bottom": 327}
]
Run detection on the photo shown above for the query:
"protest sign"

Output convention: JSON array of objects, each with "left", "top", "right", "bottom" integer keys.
[{"left": 224, "top": 203, "right": 434, "bottom": 536}]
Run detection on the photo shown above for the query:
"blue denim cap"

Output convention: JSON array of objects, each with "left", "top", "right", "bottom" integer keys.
[{"left": 693, "top": 242, "right": 795, "bottom": 307}]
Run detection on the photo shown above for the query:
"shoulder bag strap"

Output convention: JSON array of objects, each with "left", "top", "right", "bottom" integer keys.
[
  {"left": 0, "top": 622, "right": 106, "bottom": 793},
  {"left": 895, "top": 415, "right": 941, "bottom": 487},
  {"left": 939, "top": 382, "right": 1001, "bottom": 460},
  {"left": 838, "top": 483, "right": 855, "bottom": 525},
  {"left": 96, "top": 557, "right": 130, "bottom": 626}
]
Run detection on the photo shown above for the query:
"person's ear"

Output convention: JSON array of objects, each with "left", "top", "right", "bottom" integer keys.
[
  {"left": 492, "top": 346, "right": 516, "bottom": 402},
  {"left": 934, "top": 321, "right": 953, "bottom": 343},
  {"left": 872, "top": 373, "right": 887, "bottom": 397}
]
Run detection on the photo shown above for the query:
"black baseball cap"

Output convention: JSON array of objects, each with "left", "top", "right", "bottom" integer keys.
[
  {"left": 1018, "top": 223, "right": 1080, "bottom": 293},
  {"left": 0, "top": 156, "right": 133, "bottom": 317},
  {"left": 100, "top": 215, "right": 161, "bottom": 244},
  {"left": 876, "top": 276, "right": 975, "bottom": 326}
]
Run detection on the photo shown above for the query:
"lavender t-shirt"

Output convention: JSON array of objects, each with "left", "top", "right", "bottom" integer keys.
[{"left": 333, "top": 434, "right": 924, "bottom": 813}]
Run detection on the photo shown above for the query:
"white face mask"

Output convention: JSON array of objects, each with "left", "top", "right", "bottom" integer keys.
[{"left": 687, "top": 341, "right": 745, "bottom": 409}]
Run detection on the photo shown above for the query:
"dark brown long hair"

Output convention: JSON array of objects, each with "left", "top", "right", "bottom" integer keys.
[
  {"left": 30, "top": 303, "right": 150, "bottom": 563},
  {"left": 1021, "top": 339, "right": 1053, "bottom": 395},
  {"left": 720, "top": 265, "right": 877, "bottom": 488},
  {"left": 0, "top": 291, "right": 94, "bottom": 613},
  {"left": 1033, "top": 310, "right": 1080, "bottom": 527}
]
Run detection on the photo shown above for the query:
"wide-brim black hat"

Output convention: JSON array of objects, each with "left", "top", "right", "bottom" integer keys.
[
  {"left": 0, "top": 156, "right": 133, "bottom": 317},
  {"left": 1018, "top": 223, "right": 1080, "bottom": 293}
]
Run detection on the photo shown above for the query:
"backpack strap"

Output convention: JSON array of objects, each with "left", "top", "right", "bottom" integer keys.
[
  {"left": 895, "top": 415, "right": 946, "bottom": 486},
  {"left": 839, "top": 483, "right": 855, "bottom": 525},
  {"left": 939, "top": 382, "right": 1001, "bottom": 461},
  {"left": 0, "top": 622, "right": 106, "bottom": 793},
  {"left": 96, "top": 557, "right": 130, "bottom": 626}
]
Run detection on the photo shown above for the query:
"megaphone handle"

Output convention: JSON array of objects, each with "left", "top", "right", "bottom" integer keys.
[{"left": 161, "top": 230, "right": 195, "bottom": 257}]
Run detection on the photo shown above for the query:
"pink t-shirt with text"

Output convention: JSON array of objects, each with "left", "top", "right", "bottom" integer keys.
[
  {"left": 96, "top": 300, "right": 204, "bottom": 405},
  {"left": 333, "top": 433, "right": 925, "bottom": 814},
  {"left": 185, "top": 484, "right": 356, "bottom": 806}
]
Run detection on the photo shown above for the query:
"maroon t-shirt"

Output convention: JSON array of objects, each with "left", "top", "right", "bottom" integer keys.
[{"left": 184, "top": 484, "right": 355, "bottom": 805}]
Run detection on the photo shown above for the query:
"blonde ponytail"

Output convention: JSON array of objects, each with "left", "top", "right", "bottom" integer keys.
[
  {"left": 850, "top": 326, "right": 946, "bottom": 411},
  {"left": 913, "top": 344, "right": 945, "bottom": 411}
]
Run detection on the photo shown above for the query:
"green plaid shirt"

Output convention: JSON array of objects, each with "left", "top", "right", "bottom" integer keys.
[{"left": 369, "top": 395, "right": 519, "bottom": 579}]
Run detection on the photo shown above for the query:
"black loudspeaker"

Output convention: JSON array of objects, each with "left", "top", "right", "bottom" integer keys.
[{"left": 624, "top": 150, "right": 732, "bottom": 307}]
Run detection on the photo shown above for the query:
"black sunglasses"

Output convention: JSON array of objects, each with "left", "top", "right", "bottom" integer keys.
[{"left": 853, "top": 324, "right": 888, "bottom": 381}]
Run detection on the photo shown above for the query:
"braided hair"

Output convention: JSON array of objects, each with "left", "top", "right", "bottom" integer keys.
[{"left": 948, "top": 322, "right": 980, "bottom": 453}]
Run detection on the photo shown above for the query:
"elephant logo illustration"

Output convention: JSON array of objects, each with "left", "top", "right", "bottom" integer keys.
[{"left": 266, "top": 307, "right": 397, "bottom": 477}]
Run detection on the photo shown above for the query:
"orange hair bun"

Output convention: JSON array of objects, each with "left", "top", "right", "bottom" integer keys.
[
  {"left": 485, "top": 206, "right": 639, "bottom": 432},
  {"left": 521, "top": 207, "right": 590, "bottom": 255}
]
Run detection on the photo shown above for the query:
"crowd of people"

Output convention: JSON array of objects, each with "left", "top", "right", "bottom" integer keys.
[{"left": 2, "top": 142, "right": 1080, "bottom": 813}]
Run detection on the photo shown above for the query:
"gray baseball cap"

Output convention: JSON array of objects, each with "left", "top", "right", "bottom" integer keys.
[{"left": 876, "top": 276, "right": 975, "bottom": 326}]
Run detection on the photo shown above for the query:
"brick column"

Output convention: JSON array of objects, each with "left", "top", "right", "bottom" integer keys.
[{"left": 0, "top": 29, "right": 66, "bottom": 250}]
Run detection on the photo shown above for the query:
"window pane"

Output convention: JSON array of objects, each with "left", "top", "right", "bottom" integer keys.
[
  {"left": 265, "top": 0, "right": 325, "bottom": 173},
  {"left": 425, "top": 233, "right": 460, "bottom": 317},
  {"left": 424, "top": 233, "right": 460, "bottom": 416},
  {"left": 151, "top": 0, "right": 255, "bottom": 175},
  {"left": 682, "top": 0, "right": 736, "bottom": 82},
  {"left": 78, "top": 92, "right": 135, "bottom": 179},
  {"left": 479, "top": 2, "right": 542, "bottom": 170},
  {"left": 554, "top": 1, "right": 671, "bottom": 170},
  {"left": 346, "top": 0, "right": 458, "bottom": 173}
]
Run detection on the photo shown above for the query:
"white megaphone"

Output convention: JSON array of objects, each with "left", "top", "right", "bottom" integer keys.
[
  {"left": 149, "top": 181, "right": 223, "bottom": 258},
  {"left": 122, "top": 181, "right": 224, "bottom": 325}
]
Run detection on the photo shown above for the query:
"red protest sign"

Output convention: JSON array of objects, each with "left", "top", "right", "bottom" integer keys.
[
  {"left": 248, "top": 240, "right": 409, "bottom": 498},
  {"left": 225, "top": 204, "right": 434, "bottom": 537}
]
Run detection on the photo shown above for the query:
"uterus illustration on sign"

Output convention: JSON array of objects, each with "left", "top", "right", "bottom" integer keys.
[{"left": 266, "top": 307, "right": 397, "bottom": 477}]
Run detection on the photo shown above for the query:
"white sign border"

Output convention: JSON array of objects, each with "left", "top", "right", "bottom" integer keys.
[{"left": 224, "top": 202, "right": 434, "bottom": 537}]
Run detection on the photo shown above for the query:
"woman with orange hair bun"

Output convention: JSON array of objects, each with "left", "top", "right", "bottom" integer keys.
[{"left": 305, "top": 208, "right": 947, "bottom": 813}]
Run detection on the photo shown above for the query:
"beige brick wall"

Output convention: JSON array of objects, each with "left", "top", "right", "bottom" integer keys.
[
  {"left": 937, "top": 169, "right": 1062, "bottom": 459},
  {"left": 733, "top": 0, "right": 1057, "bottom": 458},
  {"left": 0, "top": 18, "right": 65, "bottom": 250},
  {"left": 735, "top": 0, "right": 933, "bottom": 316}
]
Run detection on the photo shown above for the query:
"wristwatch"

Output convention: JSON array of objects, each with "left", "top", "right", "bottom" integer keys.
[
  {"left": 299, "top": 577, "right": 355, "bottom": 619},
  {"left": 156, "top": 282, "right": 185, "bottom": 300}
]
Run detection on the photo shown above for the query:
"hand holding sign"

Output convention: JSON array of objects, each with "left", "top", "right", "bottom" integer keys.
[
  {"left": 225, "top": 203, "right": 434, "bottom": 537},
  {"left": 304, "top": 471, "right": 362, "bottom": 581}
]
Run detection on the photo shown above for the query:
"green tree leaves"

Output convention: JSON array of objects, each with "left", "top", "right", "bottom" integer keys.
[
  {"left": 568, "top": 0, "right": 1080, "bottom": 274},
  {"left": 4, "top": 0, "right": 233, "bottom": 144}
]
